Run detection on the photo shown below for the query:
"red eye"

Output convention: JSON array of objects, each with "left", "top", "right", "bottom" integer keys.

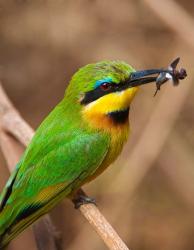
[{"left": 100, "top": 82, "right": 112, "bottom": 91}]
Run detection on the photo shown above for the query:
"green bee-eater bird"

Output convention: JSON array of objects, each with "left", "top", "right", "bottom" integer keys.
[{"left": 0, "top": 59, "right": 186, "bottom": 248}]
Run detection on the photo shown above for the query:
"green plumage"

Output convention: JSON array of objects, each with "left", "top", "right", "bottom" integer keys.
[
  {"left": 0, "top": 57, "right": 185, "bottom": 248},
  {"left": 0, "top": 61, "right": 135, "bottom": 248}
]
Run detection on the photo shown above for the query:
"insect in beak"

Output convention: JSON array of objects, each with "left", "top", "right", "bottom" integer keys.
[
  {"left": 128, "top": 57, "right": 187, "bottom": 96},
  {"left": 154, "top": 57, "right": 187, "bottom": 96}
]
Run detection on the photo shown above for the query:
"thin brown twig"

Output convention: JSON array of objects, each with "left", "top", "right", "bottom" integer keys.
[{"left": 0, "top": 83, "right": 129, "bottom": 250}]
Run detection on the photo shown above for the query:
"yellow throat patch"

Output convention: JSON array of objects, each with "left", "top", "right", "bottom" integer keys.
[{"left": 82, "top": 87, "right": 138, "bottom": 131}]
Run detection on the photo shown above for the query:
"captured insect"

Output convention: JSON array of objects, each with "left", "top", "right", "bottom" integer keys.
[
  {"left": 129, "top": 57, "right": 187, "bottom": 96},
  {"left": 154, "top": 57, "right": 187, "bottom": 96}
]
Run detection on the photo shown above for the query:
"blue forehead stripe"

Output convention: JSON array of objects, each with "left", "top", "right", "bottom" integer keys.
[{"left": 95, "top": 77, "right": 113, "bottom": 88}]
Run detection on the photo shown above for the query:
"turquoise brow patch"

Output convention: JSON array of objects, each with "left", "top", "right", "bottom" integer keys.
[{"left": 95, "top": 77, "right": 113, "bottom": 88}]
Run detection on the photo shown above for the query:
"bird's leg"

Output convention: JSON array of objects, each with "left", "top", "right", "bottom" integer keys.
[{"left": 72, "top": 189, "right": 96, "bottom": 209}]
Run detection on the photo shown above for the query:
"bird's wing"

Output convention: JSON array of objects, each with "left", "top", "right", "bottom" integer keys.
[
  {"left": 0, "top": 130, "right": 109, "bottom": 246},
  {"left": 0, "top": 162, "right": 21, "bottom": 212}
]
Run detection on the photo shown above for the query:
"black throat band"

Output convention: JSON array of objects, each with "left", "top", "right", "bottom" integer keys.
[{"left": 107, "top": 108, "right": 129, "bottom": 124}]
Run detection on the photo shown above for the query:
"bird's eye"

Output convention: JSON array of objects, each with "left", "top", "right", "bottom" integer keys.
[{"left": 100, "top": 82, "right": 112, "bottom": 91}]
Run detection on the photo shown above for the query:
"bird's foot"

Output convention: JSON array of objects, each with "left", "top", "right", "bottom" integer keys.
[{"left": 72, "top": 189, "right": 96, "bottom": 209}]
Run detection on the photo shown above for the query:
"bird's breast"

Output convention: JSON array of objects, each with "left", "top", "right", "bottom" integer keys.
[
  {"left": 85, "top": 122, "right": 129, "bottom": 183},
  {"left": 81, "top": 94, "right": 131, "bottom": 182}
]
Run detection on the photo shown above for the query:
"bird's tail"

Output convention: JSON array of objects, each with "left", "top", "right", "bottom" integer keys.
[
  {"left": 0, "top": 166, "right": 21, "bottom": 249},
  {"left": 0, "top": 206, "right": 15, "bottom": 249},
  {"left": 0, "top": 203, "right": 23, "bottom": 249},
  {"left": 0, "top": 192, "right": 61, "bottom": 248},
  {"left": 0, "top": 163, "right": 68, "bottom": 248},
  {"left": 0, "top": 203, "right": 46, "bottom": 249}
]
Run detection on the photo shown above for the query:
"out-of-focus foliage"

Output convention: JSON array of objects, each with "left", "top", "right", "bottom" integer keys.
[{"left": 0, "top": 1, "right": 194, "bottom": 250}]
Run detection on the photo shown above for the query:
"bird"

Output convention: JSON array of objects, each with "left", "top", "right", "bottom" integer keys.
[{"left": 0, "top": 60, "right": 186, "bottom": 248}]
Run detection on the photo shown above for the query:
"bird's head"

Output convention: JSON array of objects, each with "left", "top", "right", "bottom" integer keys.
[{"left": 64, "top": 60, "right": 174, "bottom": 131}]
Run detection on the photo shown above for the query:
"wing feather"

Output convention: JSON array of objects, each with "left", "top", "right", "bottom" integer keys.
[{"left": 0, "top": 130, "right": 109, "bottom": 247}]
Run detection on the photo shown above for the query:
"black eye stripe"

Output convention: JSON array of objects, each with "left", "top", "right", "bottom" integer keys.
[
  {"left": 80, "top": 86, "right": 113, "bottom": 105},
  {"left": 80, "top": 81, "right": 130, "bottom": 105}
]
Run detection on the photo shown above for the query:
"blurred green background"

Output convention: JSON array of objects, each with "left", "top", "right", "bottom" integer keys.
[{"left": 0, "top": 1, "right": 194, "bottom": 250}]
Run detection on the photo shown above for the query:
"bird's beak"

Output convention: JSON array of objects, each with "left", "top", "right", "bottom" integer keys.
[{"left": 127, "top": 68, "right": 171, "bottom": 88}]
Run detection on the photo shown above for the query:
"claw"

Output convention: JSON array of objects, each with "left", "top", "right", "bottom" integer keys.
[{"left": 72, "top": 190, "right": 96, "bottom": 209}]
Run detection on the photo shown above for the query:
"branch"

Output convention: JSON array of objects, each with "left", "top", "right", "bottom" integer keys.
[{"left": 0, "top": 84, "right": 129, "bottom": 250}]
